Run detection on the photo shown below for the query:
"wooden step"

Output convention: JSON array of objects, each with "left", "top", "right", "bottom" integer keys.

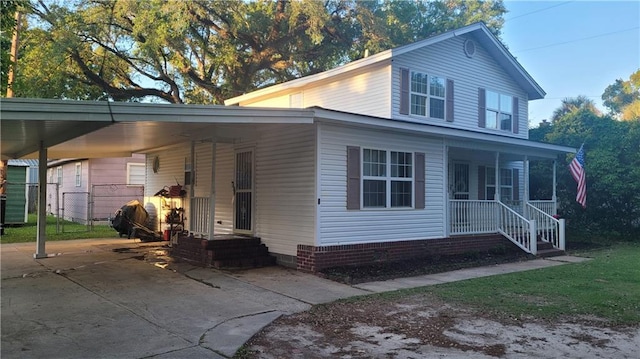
[{"left": 536, "top": 248, "right": 565, "bottom": 258}]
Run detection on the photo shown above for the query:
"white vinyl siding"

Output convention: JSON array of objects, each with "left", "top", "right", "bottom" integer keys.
[
  {"left": 242, "top": 63, "right": 392, "bottom": 119},
  {"left": 318, "top": 123, "right": 445, "bottom": 245},
  {"left": 254, "top": 124, "right": 316, "bottom": 256},
  {"left": 145, "top": 145, "right": 191, "bottom": 231},
  {"left": 189, "top": 142, "right": 235, "bottom": 234},
  {"left": 392, "top": 35, "right": 529, "bottom": 139}
]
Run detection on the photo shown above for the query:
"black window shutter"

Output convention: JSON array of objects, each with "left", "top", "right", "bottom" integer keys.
[
  {"left": 512, "top": 96, "right": 519, "bottom": 134},
  {"left": 415, "top": 152, "right": 425, "bottom": 209},
  {"left": 478, "top": 165, "right": 486, "bottom": 200},
  {"left": 346, "top": 146, "right": 361, "bottom": 210},
  {"left": 478, "top": 88, "right": 486, "bottom": 128},
  {"left": 399, "top": 68, "right": 410, "bottom": 115},
  {"left": 513, "top": 168, "right": 520, "bottom": 201},
  {"left": 446, "top": 79, "right": 454, "bottom": 122}
]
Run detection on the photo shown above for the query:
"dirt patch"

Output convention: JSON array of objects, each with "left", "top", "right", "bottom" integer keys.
[{"left": 240, "top": 293, "right": 640, "bottom": 358}]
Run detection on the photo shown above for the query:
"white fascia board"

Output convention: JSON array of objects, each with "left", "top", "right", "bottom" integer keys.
[
  {"left": 108, "top": 102, "right": 315, "bottom": 124},
  {"left": 312, "top": 108, "right": 574, "bottom": 157}
]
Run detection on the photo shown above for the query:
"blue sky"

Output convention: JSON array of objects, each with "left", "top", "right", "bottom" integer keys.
[{"left": 500, "top": 0, "right": 640, "bottom": 127}]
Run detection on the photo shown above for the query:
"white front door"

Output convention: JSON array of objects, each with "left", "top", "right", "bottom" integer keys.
[{"left": 234, "top": 149, "right": 254, "bottom": 233}]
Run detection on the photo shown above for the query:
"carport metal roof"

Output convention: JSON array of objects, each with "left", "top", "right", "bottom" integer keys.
[{"left": 1, "top": 98, "right": 315, "bottom": 160}]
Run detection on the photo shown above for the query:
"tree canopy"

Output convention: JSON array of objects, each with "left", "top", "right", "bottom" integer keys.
[
  {"left": 602, "top": 69, "right": 640, "bottom": 121},
  {"left": 8, "top": 0, "right": 506, "bottom": 103},
  {"left": 550, "top": 95, "right": 600, "bottom": 122},
  {"left": 531, "top": 103, "right": 640, "bottom": 240}
]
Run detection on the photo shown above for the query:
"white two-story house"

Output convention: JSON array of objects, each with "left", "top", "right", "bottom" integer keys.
[
  {"left": 140, "top": 22, "right": 572, "bottom": 271},
  {"left": 1, "top": 23, "right": 573, "bottom": 268}
]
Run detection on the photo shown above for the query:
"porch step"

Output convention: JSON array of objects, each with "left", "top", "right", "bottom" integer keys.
[
  {"left": 171, "top": 235, "right": 276, "bottom": 269},
  {"left": 536, "top": 241, "right": 564, "bottom": 258}
]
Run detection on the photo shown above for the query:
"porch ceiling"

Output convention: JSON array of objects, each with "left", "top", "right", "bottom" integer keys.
[{"left": 1, "top": 98, "right": 314, "bottom": 160}]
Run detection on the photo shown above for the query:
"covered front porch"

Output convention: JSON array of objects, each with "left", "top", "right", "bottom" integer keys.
[{"left": 447, "top": 145, "right": 565, "bottom": 256}]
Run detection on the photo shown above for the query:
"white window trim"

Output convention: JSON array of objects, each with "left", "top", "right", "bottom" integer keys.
[
  {"left": 486, "top": 167, "right": 513, "bottom": 201},
  {"left": 409, "top": 70, "right": 446, "bottom": 120},
  {"left": 56, "top": 166, "right": 63, "bottom": 185},
  {"left": 127, "top": 163, "right": 145, "bottom": 186},
  {"left": 75, "top": 162, "right": 81, "bottom": 187},
  {"left": 485, "top": 89, "right": 513, "bottom": 132},
  {"left": 361, "top": 148, "right": 414, "bottom": 209}
]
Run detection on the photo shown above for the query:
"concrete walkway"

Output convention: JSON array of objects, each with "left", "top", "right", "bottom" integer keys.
[{"left": 1, "top": 239, "right": 590, "bottom": 359}]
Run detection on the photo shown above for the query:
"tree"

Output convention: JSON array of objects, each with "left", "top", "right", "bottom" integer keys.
[
  {"left": 14, "top": 0, "right": 506, "bottom": 103},
  {"left": 550, "top": 95, "right": 601, "bottom": 122},
  {"left": 531, "top": 108, "right": 640, "bottom": 240},
  {"left": 602, "top": 69, "right": 640, "bottom": 121},
  {"left": 1, "top": 0, "right": 28, "bottom": 95}
]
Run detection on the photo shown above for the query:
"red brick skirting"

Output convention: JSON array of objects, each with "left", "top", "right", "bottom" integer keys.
[{"left": 297, "top": 234, "right": 517, "bottom": 272}]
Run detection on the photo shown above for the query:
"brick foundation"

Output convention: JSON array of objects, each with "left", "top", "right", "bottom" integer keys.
[{"left": 296, "top": 234, "right": 518, "bottom": 272}]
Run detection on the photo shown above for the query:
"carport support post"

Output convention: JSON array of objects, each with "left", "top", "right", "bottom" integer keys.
[
  {"left": 35, "top": 142, "right": 48, "bottom": 259},
  {"left": 207, "top": 141, "right": 216, "bottom": 240}
]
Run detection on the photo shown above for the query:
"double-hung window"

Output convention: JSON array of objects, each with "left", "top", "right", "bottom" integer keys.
[
  {"left": 362, "top": 149, "right": 413, "bottom": 208},
  {"left": 410, "top": 71, "right": 445, "bottom": 119},
  {"left": 485, "top": 90, "right": 513, "bottom": 131},
  {"left": 56, "top": 166, "right": 63, "bottom": 185},
  {"left": 75, "top": 163, "right": 81, "bottom": 187},
  {"left": 485, "top": 167, "right": 513, "bottom": 201}
]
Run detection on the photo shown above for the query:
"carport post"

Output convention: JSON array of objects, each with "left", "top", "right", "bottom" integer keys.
[
  {"left": 207, "top": 141, "right": 216, "bottom": 240},
  {"left": 34, "top": 142, "right": 48, "bottom": 259}
]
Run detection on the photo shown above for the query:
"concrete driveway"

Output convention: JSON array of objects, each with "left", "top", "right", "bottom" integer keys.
[{"left": 1, "top": 239, "right": 368, "bottom": 359}]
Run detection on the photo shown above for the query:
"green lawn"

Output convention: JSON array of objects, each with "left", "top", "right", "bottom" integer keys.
[
  {"left": 1, "top": 214, "right": 118, "bottom": 244},
  {"left": 421, "top": 242, "right": 640, "bottom": 325}
]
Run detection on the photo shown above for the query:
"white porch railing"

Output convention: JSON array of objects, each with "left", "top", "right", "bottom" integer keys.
[
  {"left": 497, "top": 201, "right": 537, "bottom": 255},
  {"left": 190, "top": 197, "right": 210, "bottom": 235},
  {"left": 528, "top": 200, "right": 556, "bottom": 216},
  {"left": 450, "top": 200, "right": 498, "bottom": 235},
  {"left": 526, "top": 203, "right": 565, "bottom": 250},
  {"left": 449, "top": 199, "right": 565, "bottom": 255}
]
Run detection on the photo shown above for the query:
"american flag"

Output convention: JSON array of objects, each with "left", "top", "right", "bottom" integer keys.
[{"left": 569, "top": 144, "right": 586, "bottom": 208}]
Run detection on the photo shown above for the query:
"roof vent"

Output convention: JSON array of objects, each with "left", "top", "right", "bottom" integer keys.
[{"left": 464, "top": 39, "right": 476, "bottom": 58}]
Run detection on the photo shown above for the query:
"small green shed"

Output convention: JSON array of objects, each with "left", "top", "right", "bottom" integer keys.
[{"left": 4, "top": 164, "right": 28, "bottom": 224}]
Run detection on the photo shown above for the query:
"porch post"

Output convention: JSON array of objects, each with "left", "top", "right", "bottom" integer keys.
[
  {"left": 494, "top": 152, "right": 500, "bottom": 201},
  {"left": 35, "top": 141, "right": 48, "bottom": 259},
  {"left": 552, "top": 159, "right": 557, "bottom": 215},
  {"left": 207, "top": 141, "right": 217, "bottom": 240},
  {"left": 524, "top": 155, "right": 529, "bottom": 217}
]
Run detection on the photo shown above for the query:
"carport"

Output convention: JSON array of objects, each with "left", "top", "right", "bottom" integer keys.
[{"left": 1, "top": 98, "right": 314, "bottom": 258}]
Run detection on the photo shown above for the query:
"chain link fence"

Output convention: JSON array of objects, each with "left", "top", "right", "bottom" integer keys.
[
  {"left": 4, "top": 182, "right": 144, "bottom": 233},
  {"left": 91, "top": 184, "right": 145, "bottom": 227}
]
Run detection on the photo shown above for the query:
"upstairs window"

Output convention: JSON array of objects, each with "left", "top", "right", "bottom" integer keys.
[
  {"left": 56, "top": 166, "right": 63, "bottom": 185},
  {"left": 410, "top": 71, "right": 445, "bottom": 120},
  {"left": 479, "top": 89, "right": 519, "bottom": 133},
  {"left": 486, "top": 91, "right": 513, "bottom": 131}
]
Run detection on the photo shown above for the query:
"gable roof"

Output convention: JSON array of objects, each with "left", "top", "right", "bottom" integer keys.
[{"left": 225, "top": 22, "right": 545, "bottom": 105}]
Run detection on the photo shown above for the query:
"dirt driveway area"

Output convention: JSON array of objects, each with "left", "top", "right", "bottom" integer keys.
[{"left": 243, "top": 292, "right": 640, "bottom": 358}]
